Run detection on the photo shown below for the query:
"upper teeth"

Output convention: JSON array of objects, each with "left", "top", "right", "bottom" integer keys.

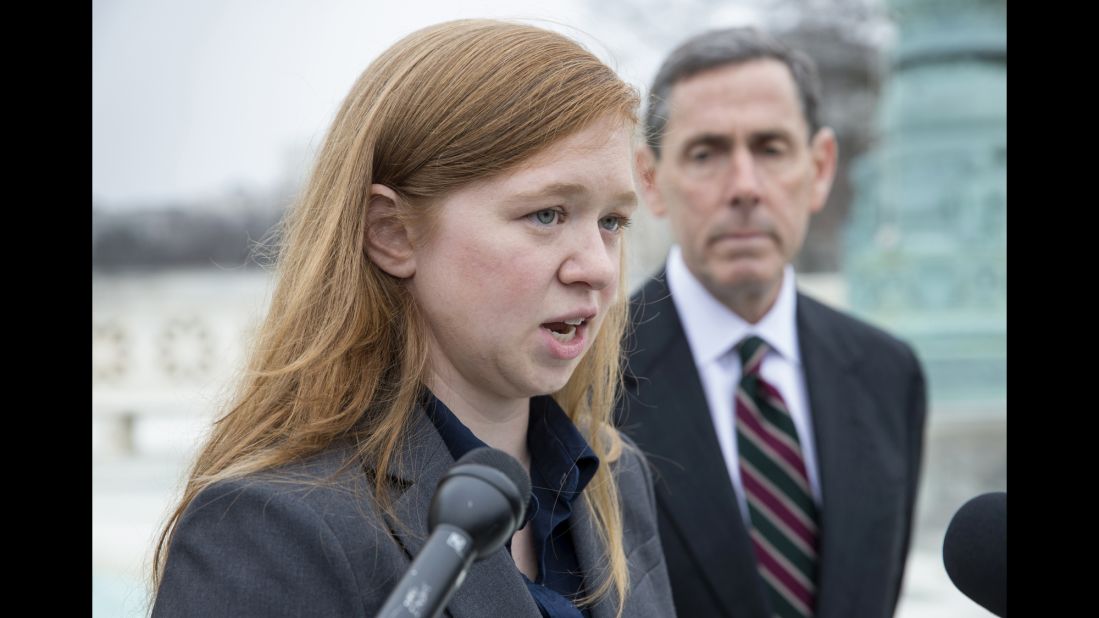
[{"left": 564, "top": 318, "right": 584, "bottom": 326}]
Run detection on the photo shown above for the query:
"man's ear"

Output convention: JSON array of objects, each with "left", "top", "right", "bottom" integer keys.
[
  {"left": 364, "top": 184, "right": 416, "bottom": 279},
  {"left": 809, "top": 127, "right": 839, "bottom": 214},
  {"left": 635, "top": 145, "right": 667, "bottom": 217}
]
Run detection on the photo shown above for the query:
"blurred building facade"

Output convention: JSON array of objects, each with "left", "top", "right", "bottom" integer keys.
[
  {"left": 845, "top": 0, "right": 1006, "bottom": 409},
  {"left": 842, "top": 0, "right": 1007, "bottom": 583}
]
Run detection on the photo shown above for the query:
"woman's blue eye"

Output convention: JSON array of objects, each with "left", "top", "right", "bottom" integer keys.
[
  {"left": 533, "top": 209, "right": 558, "bottom": 225},
  {"left": 600, "top": 215, "right": 631, "bottom": 232}
]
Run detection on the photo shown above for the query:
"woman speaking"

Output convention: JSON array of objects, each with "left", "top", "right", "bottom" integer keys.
[{"left": 150, "top": 18, "right": 674, "bottom": 618}]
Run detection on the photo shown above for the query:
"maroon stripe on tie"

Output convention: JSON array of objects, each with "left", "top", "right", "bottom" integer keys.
[
  {"left": 750, "top": 535, "right": 815, "bottom": 609},
  {"left": 737, "top": 411, "right": 812, "bottom": 497},
  {"left": 737, "top": 390, "right": 802, "bottom": 453},
  {"left": 758, "top": 379, "right": 795, "bottom": 415},
  {"left": 742, "top": 465, "right": 817, "bottom": 547},
  {"left": 736, "top": 394, "right": 811, "bottom": 481},
  {"left": 736, "top": 336, "right": 818, "bottom": 617}
]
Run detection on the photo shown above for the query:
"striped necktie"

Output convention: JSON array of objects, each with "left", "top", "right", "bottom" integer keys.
[{"left": 735, "top": 335, "right": 820, "bottom": 618}]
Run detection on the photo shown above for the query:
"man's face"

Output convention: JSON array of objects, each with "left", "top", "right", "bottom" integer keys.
[{"left": 638, "top": 59, "right": 837, "bottom": 320}]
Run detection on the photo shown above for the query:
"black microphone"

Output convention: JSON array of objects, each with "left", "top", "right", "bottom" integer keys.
[
  {"left": 942, "top": 491, "right": 1006, "bottom": 617},
  {"left": 377, "top": 447, "right": 531, "bottom": 618}
]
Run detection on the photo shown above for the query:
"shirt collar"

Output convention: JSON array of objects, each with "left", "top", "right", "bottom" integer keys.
[
  {"left": 423, "top": 391, "right": 486, "bottom": 460},
  {"left": 527, "top": 395, "right": 599, "bottom": 500},
  {"left": 423, "top": 391, "right": 600, "bottom": 525},
  {"left": 666, "top": 244, "right": 801, "bottom": 366}
]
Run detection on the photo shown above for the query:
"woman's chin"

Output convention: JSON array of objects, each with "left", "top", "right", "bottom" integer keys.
[{"left": 526, "top": 367, "right": 577, "bottom": 398}]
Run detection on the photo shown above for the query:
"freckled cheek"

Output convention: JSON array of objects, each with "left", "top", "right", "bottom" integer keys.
[
  {"left": 609, "top": 245, "right": 625, "bottom": 284},
  {"left": 452, "top": 244, "right": 547, "bottom": 306},
  {"left": 599, "top": 286, "right": 619, "bottom": 311},
  {"left": 587, "top": 314, "right": 609, "bottom": 341},
  {"left": 596, "top": 248, "right": 623, "bottom": 303}
]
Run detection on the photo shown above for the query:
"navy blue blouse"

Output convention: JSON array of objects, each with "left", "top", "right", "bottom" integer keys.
[{"left": 424, "top": 393, "right": 598, "bottom": 618}]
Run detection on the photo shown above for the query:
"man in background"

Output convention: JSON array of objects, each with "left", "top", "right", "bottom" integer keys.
[{"left": 618, "top": 27, "right": 928, "bottom": 618}]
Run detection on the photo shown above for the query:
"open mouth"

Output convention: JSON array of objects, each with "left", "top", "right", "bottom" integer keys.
[{"left": 541, "top": 317, "right": 585, "bottom": 343}]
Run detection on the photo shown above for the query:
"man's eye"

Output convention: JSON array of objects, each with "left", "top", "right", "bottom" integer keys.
[
  {"left": 689, "top": 148, "right": 712, "bottom": 162},
  {"left": 758, "top": 140, "right": 789, "bottom": 157}
]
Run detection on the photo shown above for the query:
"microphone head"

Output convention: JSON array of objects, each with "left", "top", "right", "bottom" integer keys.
[
  {"left": 429, "top": 447, "right": 531, "bottom": 559},
  {"left": 455, "top": 446, "right": 532, "bottom": 507},
  {"left": 942, "top": 491, "right": 1006, "bottom": 617}
]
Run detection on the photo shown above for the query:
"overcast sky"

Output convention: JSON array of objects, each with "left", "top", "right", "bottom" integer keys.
[{"left": 94, "top": 0, "right": 775, "bottom": 210}]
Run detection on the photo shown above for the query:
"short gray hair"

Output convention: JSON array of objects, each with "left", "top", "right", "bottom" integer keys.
[{"left": 644, "top": 27, "right": 823, "bottom": 157}]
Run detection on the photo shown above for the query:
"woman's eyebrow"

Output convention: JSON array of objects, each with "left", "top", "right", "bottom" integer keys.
[
  {"left": 509, "top": 182, "right": 589, "bottom": 201},
  {"left": 509, "top": 182, "right": 637, "bottom": 207}
]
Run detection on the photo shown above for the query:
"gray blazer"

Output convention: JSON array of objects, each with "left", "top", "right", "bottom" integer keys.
[{"left": 153, "top": 408, "right": 675, "bottom": 617}]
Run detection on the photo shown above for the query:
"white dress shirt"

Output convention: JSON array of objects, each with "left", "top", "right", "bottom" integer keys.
[{"left": 665, "top": 245, "right": 823, "bottom": 522}]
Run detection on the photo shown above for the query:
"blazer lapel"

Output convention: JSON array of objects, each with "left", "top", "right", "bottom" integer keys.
[
  {"left": 797, "top": 295, "right": 897, "bottom": 618},
  {"left": 624, "top": 276, "right": 769, "bottom": 617},
  {"left": 379, "top": 411, "right": 540, "bottom": 618},
  {"left": 571, "top": 495, "right": 616, "bottom": 618}
]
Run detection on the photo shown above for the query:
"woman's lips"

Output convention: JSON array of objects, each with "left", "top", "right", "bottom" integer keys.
[{"left": 540, "top": 320, "right": 588, "bottom": 360}]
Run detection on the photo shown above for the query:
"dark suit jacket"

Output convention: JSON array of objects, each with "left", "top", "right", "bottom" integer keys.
[
  {"left": 616, "top": 273, "right": 927, "bottom": 618},
  {"left": 153, "top": 408, "right": 675, "bottom": 617}
]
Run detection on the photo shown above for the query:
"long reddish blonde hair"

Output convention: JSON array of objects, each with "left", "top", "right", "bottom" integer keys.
[{"left": 152, "top": 18, "right": 639, "bottom": 614}]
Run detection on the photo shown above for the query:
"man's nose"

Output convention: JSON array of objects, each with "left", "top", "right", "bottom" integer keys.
[{"left": 723, "top": 147, "right": 763, "bottom": 207}]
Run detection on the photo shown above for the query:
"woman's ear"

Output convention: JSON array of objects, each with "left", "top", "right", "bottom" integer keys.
[{"left": 364, "top": 184, "right": 416, "bottom": 278}]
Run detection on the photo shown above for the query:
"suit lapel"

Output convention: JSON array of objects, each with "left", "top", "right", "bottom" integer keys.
[
  {"left": 797, "top": 295, "right": 889, "bottom": 618},
  {"left": 379, "top": 411, "right": 540, "bottom": 618},
  {"left": 624, "top": 276, "right": 769, "bottom": 617},
  {"left": 571, "top": 494, "right": 615, "bottom": 618}
]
